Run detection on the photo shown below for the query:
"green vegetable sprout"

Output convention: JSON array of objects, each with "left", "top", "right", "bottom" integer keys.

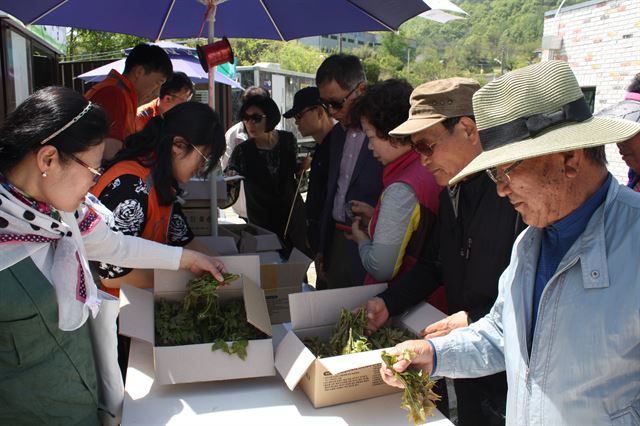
[
  {"left": 154, "top": 272, "right": 265, "bottom": 360},
  {"left": 381, "top": 350, "right": 440, "bottom": 425},
  {"left": 304, "top": 308, "right": 419, "bottom": 358}
]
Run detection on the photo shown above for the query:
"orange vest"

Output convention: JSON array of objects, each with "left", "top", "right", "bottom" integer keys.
[
  {"left": 92, "top": 160, "right": 172, "bottom": 297},
  {"left": 85, "top": 70, "right": 138, "bottom": 141},
  {"left": 136, "top": 98, "right": 160, "bottom": 130}
]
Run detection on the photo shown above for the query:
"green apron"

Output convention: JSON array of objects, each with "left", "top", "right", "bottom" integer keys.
[{"left": 0, "top": 257, "right": 99, "bottom": 426}]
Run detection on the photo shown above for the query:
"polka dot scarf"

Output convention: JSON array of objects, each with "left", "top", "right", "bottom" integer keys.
[{"left": 0, "top": 178, "right": 100, "bottom": 331}]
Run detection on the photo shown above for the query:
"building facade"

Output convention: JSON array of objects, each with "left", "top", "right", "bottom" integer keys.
[
  {"left": 542, "top": 0, "right": 640, "bottom": 183},
  {"left": 298, "top": 32, "right": 382, "bottom": 52}
]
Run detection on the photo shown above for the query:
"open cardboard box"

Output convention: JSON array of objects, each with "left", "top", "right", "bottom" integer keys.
[
  {"left": 181, "top": 176, "right": 227, "bottom": 201},
  {"left": 194, "top": 235, "right": 239, "bottom": 256},
  {"left": 257, "top": 249, "right": 312, "bottom": 324},
  {"left": 192, "top": 244, "right": 312, "bottom": 324},
  {"left": 119, "top": 255, "right": 274, "bottom": 385},
  {"left": 275, "top": 284, "right": 446, "bottom": 408},
  {"left": 219, "top": 223, "right": 282, "bottom": 253},
  {"left": 180, "top": 177, "right": 238, "bottom": 236}
]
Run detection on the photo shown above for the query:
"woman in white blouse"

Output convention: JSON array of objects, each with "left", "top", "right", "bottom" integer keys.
[{"left": 0, "top": 87, "right": 224, "bottom": 425}]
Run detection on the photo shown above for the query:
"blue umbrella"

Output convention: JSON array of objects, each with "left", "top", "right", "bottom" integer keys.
[
  {"left": 76, "top": 42, "right": 243, "bottom": 88},
  {"left": 76, "top": 56, "right": 242, "bottom": 88},
  {"left": 0, "top": 0, "right": 430, "bottom": 41}
]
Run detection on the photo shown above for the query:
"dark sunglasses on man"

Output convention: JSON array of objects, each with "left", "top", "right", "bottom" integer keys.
[
  {"left": 411, "top": 140, "right": 438, "bottom": 157},
  {"left": 321, "top": 81, "right": 363, "bottom": 110},
  {"left": 294, "top": 106, "right": 320, "bottom": 121}
]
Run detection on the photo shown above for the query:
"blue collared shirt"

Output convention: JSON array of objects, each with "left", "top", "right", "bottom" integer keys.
[{"left": 531, "top": 173, "right": 612, "bottom": 338}]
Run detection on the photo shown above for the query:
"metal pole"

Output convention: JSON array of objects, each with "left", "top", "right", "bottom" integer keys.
[{"left": 207, "top": 2, "right": 218, "bottom": 236}]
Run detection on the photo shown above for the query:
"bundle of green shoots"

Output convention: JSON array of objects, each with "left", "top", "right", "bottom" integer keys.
[
  {"left": 154, "top": 272, "right": 266, "bottom": 359},
  {"left": 301, "top": 308, "right": 417, "bottom": 358},
  {"left": 381, "top": 350, "right": 440, "bottom": 424}
]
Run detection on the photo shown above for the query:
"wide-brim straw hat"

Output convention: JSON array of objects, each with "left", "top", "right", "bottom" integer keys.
[{"left": 450, "top": 60, "right": 640, "bottom": 185}]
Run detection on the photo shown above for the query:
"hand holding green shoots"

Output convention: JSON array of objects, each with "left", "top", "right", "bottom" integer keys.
[
  {"left": 179, "top": 249, "right": 227, "bottom": 281},
  {"left": 381, "top": 348, "right": 440, "bottom": 424}
]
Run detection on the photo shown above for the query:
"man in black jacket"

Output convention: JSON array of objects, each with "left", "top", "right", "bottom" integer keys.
[
  {"left": 283, "top": 86, "right": 334, "bottom": 254},
  {"left": 362, "top": 78, "right": 524, "bottom": 426},
  {"left": 315, "top": 54, "right": 383, "bottom": 289}
]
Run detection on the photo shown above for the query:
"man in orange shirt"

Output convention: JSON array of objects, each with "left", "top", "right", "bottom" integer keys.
[
  {"left": 136, "top": 71, "right": 194, "bottom": 130},
  {"left": 86, "top": 43, "right": 172, "bottom": 159}
]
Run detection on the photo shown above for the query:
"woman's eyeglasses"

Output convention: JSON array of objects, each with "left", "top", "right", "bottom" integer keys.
[
  {"left": 242, "top": 113, "right": 267, "bottom": 124},
  {"left": 69, "top": 154, "right": 103, "bottom": 183},
  {"left": 321, "top": 81, "right": 363, "bottom": 110},
  {"left": 191, "top": 144, "right": 211, "bottom": 172},
  {"left": 486, "top": 160, "right": 523, "bottom": 185}
]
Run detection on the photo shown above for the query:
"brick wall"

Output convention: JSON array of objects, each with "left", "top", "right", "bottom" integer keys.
[{"left": 543, "top": 0, "right": 640, "bottom": 184}]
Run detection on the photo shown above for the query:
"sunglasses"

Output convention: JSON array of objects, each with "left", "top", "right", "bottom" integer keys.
[
  {"left": 69, "top": 154, "right": 103, "bottom": 184},
  {"left": 294, "top": 106, "right": 319, "bottom": 121},
  {"left": 411, "top": 140, "right": 438, "bottom": 157},
  {"left": 242, "top": 113, "right": 267, "bottom": 124},
  {"left": 321, "top": 82, "right": 363, "bottom": 110},
  {"left": 486, "top": 160, "right": 523, "bottom": 185}
]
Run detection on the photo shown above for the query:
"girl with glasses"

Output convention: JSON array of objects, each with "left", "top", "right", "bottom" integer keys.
[
  {"left": 0, "top": 87, "right": 225, "bottom": 425},
  {"left": 93, "top": 101, "right": 226, "bottom": 294},
  {"left": 226, "top": 95, "right": 311, "bottom": 258}
]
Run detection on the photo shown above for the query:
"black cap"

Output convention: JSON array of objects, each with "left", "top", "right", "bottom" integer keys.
[{"left": 283, "top": 86, "right": 322, "bottom": 118}]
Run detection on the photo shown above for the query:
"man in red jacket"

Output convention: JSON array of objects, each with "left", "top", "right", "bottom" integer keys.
[{"left": 86, "top": 43, "right": 172, "bottom": 159}]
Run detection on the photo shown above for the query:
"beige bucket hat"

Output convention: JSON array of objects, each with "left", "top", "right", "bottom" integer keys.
[
  {"left": 389, "top": 77, "right": 480, "bottom": 136},
  {"left": 450, "top": 60, "right": 640, "bottom": 185}
]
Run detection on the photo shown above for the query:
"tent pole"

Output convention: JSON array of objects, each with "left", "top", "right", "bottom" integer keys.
[{"left": 207, "top": 2, "right": 218, "bottom": 236}]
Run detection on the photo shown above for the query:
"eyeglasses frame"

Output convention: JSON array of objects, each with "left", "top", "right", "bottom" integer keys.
[
  {"left": 294, "top": 105, "right": 320, "bottom": 121},
  {"left": 411, "top": 139, "right": 439, "bottom": 157},
  {"left": 486, "top": 160, "right": 524, "bottom": 185},
  {"left": 68, "top": 153, "right": 103, "bottom": 183},
  {"left": 321, "top": 81, "right": 363, "bottom": 110},
  {"left": 242, "top": 113, "right": 268, "bottom": 124},
  {"left": 190, "top": 143, "right": 211, "bottom": 172}
]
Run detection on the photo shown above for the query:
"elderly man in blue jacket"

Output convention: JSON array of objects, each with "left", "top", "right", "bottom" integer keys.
[{"left": 381, "top": 60, "right": 640, "bottom": 425}]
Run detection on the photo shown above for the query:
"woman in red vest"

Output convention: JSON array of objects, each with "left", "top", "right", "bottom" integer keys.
[
  {"left": 347, "top": 79, "right": 443, "bottom": 290},
  {"left": 92, "top": 101, "right": 225, "bottom": 295},
  {"left": 348, "top": 78, "right": 449, "bottom": 417}
]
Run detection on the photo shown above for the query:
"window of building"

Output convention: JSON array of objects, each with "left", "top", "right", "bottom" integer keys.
[{"left": 581, "top": 87, "right": 596, "bottom": 113}]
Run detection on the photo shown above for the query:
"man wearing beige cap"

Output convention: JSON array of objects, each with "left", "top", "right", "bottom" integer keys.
[
  {"left": 381, "top": 61, "right": 640, "bottom": 425},
  {"left": 361, "top": 77, "right": 524, "bottom": 425}
]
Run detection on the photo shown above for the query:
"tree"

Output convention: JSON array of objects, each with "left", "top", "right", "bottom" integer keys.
[
  {"left": 379, "top": 32, "right": 408, "bottom": 69},
  {"left": 66, "top": 29, "right": 148, "bottom": 59}
]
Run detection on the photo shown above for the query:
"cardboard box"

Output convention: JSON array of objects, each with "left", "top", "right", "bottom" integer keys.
[
  {"left": 119, "top": 255, "right": 274, "bottom": 385},
  {"left": 219, "top": 223, "right": 282, "bottom": 253},
  {"left": 181, "top": 200, "right": 212, "bottom": 236},
  {"left": 275, "top": 284, "right": 446, "bottom": 408},
  {"left": 190, "top": 247, "right": 310, "bottom": 324},
  {"left": 258, "top": 249, "right": 312, "bottom": 324},
  {"left": 180, "top": 177, "right": 229, "bottom": 236},
  {"left": 194, "top": 235, "right": 239, "bottom": 256},
  {"left": 181, "top": 177, "right": 226, "bottom": 201}
]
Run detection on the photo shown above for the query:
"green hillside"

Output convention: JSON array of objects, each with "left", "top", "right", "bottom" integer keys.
[{"left": 391, "top": 0, "right": 586, "bottom": 84}]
